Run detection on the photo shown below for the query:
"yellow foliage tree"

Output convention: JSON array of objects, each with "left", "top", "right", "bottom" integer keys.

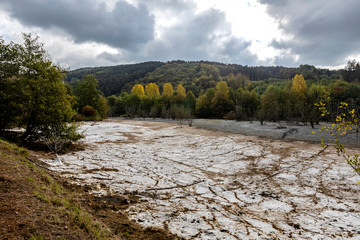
[
  {"left": 162, "top": 83, "right": 174, "bottom": 97},
  {"left": 195, "top": 94, "right": 209, "bottom": 112},
  {"left": 176, "top": 84, "right": 186, "bottom": 98},
  {"left": 145, "top": 83, "right": 160, "bottom": 98},
  {"left": 131, "top": 84, "right": 145, "bottom": 98},
  {"left": 291, "top": 74, "right": 307, "bottom": 100},
  {"left": 216, "top": 81, "right": 229, "bottom": 96}
]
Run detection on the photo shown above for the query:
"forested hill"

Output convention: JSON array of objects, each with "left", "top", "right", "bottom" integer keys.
[
  {"left": 66, "top": 61, "right": 165, "bottom": 96},
  {"left": 66, "top": 60, "right": 342, "bottom": 97}
]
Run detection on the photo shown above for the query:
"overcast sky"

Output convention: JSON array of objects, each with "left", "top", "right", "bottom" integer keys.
[{"left": 1, "top": 0, "right": 359, "bottom": 70}]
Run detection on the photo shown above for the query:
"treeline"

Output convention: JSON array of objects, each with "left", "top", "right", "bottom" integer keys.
[
  {"left": 107, "top": 74, "right": 360, "bottom": 128},
  {"left": 66, "top": 60, "right": 346, "bottom": 98}
]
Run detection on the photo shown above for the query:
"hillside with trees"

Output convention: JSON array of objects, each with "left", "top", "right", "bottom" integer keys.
[
  {"left": 66, "top": 61, "right": 165, "bottom": 96},
  {"left": 66, "top": 60, "right": 343, "bottom": 98},
  {"left": 70, "top": 60, "right": 358, "bottom": 126}
]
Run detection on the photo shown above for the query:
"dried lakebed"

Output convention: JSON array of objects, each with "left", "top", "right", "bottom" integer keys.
[{"left": 42, "top": 120, "right": 360, "bottom": 239}]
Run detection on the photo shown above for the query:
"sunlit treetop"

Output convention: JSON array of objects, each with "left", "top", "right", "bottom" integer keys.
[{"left": 131, "top": 84, "right": 145, "bottom": 98}]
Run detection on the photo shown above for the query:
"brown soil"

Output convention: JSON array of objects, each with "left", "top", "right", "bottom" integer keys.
[{"left": 0, "top": 140, "right": 181, "bottom": 240}]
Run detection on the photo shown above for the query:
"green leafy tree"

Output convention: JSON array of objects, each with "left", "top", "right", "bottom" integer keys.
[
  {"left": 227, "top": 73, "right": 249, "bottom": 90},
  {"left": 112, "top": 92, "right": 129, "bottom": 116},
  {"left": 234, "top": 88, "right": 260, "bottom": 120},
  {"left": 260, "top": 85, "right": 284, "bottom": 122},
  {"left": 0, "top": 33, "right": 80, "bottom": 144},
  {"left": 196, "top": 88, "right": 215, "bottom": 118},
  {"left": 0, "top": 37, "right": 22, "bottom": 131},
  {"left": 343, "top": 60, "right": 360, "bottom": 83},
  {"left": 74, "top": 74, "right": 107, "bottom": 119},
  {"left": 125, "top": 94, "right": 141, "bottom": 118},
  {"left": 184, "top": 91, "right": 196, "bottom": 114},
  {"left": 306, "top": 84, "right": 330, "bottom": 128}
]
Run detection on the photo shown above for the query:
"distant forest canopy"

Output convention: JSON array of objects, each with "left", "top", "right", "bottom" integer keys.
[{"left": 66, "top": 60, "right": 348, "bottom": 97}]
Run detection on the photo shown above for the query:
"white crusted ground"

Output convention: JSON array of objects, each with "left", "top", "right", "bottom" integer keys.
[{"left": 42, "top": 120, "right": 360, "bottom": 239}]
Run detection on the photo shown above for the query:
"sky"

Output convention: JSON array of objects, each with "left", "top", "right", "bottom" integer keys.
[{"left": 1, "top": 0, "right": 360, "bottom": 70}]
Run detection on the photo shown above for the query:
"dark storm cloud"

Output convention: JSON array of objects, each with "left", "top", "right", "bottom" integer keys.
[
  {"left": 260, "top": 0, "right": 360, "bottom": 66},
  {"left": 98, "top": 7, "right": 257, "bottom": 65},
  {"left": 1, "top": 0, "right": 155, "bottom": 50}
]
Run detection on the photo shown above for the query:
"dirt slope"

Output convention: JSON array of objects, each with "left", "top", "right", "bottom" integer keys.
[{"left": 0, "top": 139, "right": 180, "bottom": 240}]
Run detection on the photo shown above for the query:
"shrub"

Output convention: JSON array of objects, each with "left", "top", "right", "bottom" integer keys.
[{"left": 81, "top": 106, "right": 97, "bottom": 117}]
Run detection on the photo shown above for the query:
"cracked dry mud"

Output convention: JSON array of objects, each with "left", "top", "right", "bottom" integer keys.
[{"left": 42, "top": 120, "right": 360, "bottom": 240}]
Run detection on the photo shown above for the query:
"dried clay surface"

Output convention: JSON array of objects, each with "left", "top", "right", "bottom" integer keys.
[{"left": 41, "top": 120, "right": 360, "bottom": 239}]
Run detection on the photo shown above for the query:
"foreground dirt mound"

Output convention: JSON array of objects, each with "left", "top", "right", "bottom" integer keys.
[{"left": 0, "top": 140, "right": 179, "bottom": 240}]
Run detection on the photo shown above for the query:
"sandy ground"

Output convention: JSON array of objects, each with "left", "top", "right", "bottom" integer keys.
[{"left": 41, "top": 120, "right": 360, "bottom": 239}]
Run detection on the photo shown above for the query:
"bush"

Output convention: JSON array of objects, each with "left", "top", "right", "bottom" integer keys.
[{"left": 81, "top": 106, "right": 97, "bottom": 117}]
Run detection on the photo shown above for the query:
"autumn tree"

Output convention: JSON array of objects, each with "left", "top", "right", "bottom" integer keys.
[
  {"left": 211, "top": 81, "right": 233, "bottom": 118},
  {"left": 131, "top": 84, "right": 145, "bottom": 98},
  {"left": 145, "top": 83, "right": 160, "bottom": 98},
  {"left": 291, "top": 74, "right": 308, "bottom": 123},
  {"left": 292, "top": 74, "right": 307, "bottom": 100},
  {"left": 162, "top": 83, "right": 174, "bottom": 97}
]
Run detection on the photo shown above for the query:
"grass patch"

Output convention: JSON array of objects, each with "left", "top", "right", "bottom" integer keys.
[
  {"left": 62, "top": 199, "right": 110, "bottom": 239},
  {"left": 0, "top": 139, "right": 29, "bottom": 157},
  {"left": 28, "top": 235, "right": 44, "bottom": 240},
  {"left": 34, "top": 192, "right": 50, "bottom": 203},
  {"left": 27, "top": 177, "right": 35, "bottom": 182}
]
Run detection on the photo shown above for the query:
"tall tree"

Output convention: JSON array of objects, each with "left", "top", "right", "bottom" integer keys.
[
  {"left": 172, "top": 83, "right": 187, "bottom": 104},
  {"left": 131, "top": 84, "right": 145, "bottom": 98},
  {"left": 176, "top": 84, "right": 186, "bottom": 98},
  {"left": 0, "top": 34, "right": 80, "bottom": 143},
  {"left": 74, "top": 74, "right": 107, "bottom": 118},
  {"left": 343, "top": 60, "right": 360, "bottom": 83},
  {"left": 211, "top": 81, "right": 233, "bottom": 118},
  {"left": 145, "top": 83, "right": 160, "bottom": 98},
  {"left": 184, "top": 91, "right": 196, "bottom": 114},
  {"left": 291, "top": 74, "right": 308, "bottom": 123},
  {"left": 162, "top": 83, "right": 174, "bottom": 97},
  {"left": 292, "top": 74, "right": 307, "bottom": 100}
]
